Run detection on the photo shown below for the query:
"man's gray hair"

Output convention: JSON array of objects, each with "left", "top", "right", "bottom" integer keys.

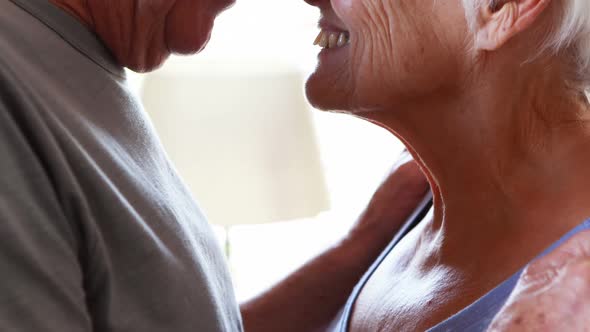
[{"left": 464, "top": 0, "right": 590, "bottom": 92}]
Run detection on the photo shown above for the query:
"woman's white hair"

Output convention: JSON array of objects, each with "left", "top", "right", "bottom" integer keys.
[{"left": 464, "top": 0, "right": 590, "bottom": 92}]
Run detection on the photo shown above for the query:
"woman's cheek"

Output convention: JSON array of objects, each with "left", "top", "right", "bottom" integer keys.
[
  {"left": 331, "top": 0, "right": 376, "bottom": 28},
  {"left": 331, "top": 0, "right": 354, "bottom": 24}
]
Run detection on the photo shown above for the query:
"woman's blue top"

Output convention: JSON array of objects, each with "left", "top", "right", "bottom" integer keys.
[{"left": 334, "top": 192, "right": 590, "bottom": 332}]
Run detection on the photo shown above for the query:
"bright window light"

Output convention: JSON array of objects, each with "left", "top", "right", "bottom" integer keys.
[{"left": 135, "top": 0, "right": 405, "bottom": 302}]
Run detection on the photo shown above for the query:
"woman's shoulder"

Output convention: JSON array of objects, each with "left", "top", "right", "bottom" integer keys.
[{"left": 427, "top": 217, "right": 590, "bottom": 332}]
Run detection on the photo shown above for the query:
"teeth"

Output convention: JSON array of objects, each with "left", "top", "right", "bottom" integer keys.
[
  {"left": 313, "top": 32, "right": 323, "bottom": 46},
  {"left": 328, "top": 33, "right": 338, "bottom": 48},
  {"left": 337, "top": 33, "right": 347, "bottom": 47},
  {"left": 313, "top": 30, "right": 350, "bottom": 49},
  {"left": 319, "top": 32, "right": 329, "bottom": 48}
]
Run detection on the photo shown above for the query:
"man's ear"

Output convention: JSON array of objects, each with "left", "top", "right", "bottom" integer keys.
[{"left": 475, "top": 0, "right": 552, "bottom": 51}]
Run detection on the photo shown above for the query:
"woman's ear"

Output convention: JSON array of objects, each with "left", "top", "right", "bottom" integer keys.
[{"left": 475, "top": 0, "right": 552, "bottom": 51}]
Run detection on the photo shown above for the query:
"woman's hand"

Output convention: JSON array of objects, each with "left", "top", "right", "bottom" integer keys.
[{"left": 488, "top": 230, "right": 590, "bottom": 332}]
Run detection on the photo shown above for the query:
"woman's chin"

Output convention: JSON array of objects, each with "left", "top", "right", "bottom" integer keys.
[
  {"left": 305, "top": 76, "right": 348, "bottom": 112},
  {"left": 305, "top": 44, "right": 356, "bottom": 111},
  {"left": 306, "top": 66, "right": 353, "bottom": 111}
]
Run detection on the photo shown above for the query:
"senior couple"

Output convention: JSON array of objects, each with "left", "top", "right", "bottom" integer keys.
[{"left": 0, "top": 0, "right": 589, "bottom": 331}]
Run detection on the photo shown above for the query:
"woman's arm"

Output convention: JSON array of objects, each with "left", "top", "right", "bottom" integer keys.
[{"left": 240, "top": 154, "right": 430, "bottom": 332}]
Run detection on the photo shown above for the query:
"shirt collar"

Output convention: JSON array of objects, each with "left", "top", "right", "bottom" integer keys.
[{"left": 9, "top": 0, "right": 125, "bottom": 78}]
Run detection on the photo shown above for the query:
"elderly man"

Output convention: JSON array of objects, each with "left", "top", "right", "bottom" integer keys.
[
  {"left": 0, "top": 0, "right": 431, "bottom": 331},
  {"left": 0, "top": 1, "right": 587, "bottom": 332}
]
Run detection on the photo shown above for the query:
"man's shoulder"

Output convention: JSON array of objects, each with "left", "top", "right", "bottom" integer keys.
[
  {"left": 0, "top": 1, "right": 43, "bottom": 61},
  {"left": 0, "top": 0, "right": 117, "bottom": 86},
  {"left": 0, "top": 1, "right": 56, "bottom": 91}
]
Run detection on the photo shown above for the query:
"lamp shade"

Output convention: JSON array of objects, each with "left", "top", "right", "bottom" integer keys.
[{"left": 141, "top": 63, "right": 330, "bottom": 226}]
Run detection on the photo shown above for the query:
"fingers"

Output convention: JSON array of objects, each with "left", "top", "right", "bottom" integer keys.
[
  {"left": 521, "top": 230, "right": 590, "bottom": 290},
  {"left": 488, "top": 230, "right": 590, "bottom": 332},
  {"left": 380, "top": 159, "right": 429, "bottom": 200},
  {"left": 489, "top": 261, "right": 590, "bottom": 331},
  {"left": 351, "top": 147, "right": 429, "bottom": 238}
]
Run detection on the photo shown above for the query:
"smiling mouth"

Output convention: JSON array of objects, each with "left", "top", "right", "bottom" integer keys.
[{"left": 313, "top": 29, "right": 350, "bottom": 49}]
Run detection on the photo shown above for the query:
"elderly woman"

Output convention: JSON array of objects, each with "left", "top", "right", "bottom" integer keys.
[{"left": 303, "top": 0, "right": 590, "bottom": 330}]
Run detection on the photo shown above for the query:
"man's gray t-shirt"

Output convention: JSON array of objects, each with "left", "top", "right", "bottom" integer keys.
[{"left": 0, "top": 0, "right": 242, "bottom": 331}]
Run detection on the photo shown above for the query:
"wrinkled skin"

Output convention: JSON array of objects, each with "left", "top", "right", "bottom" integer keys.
[
  {"left": 51, "top": 0, "right": 234, "bottom": 72},
  {"left": 488, "top": 231, "right": 590, "bottom": 332},
  {"left": 305, "top": 0, "right": 469, "bottom": 113}
]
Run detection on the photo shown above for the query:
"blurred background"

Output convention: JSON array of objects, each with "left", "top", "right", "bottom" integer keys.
[{"left": 128, "top": 0, "right": 404, "bottom": 302}]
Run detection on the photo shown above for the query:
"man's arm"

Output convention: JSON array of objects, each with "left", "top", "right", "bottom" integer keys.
[
  {"left": 240, "top": 153, "right": 430, "bottom": 332},
  {"left": 0, "top": 93, "right": 92, "bottom": 331}
]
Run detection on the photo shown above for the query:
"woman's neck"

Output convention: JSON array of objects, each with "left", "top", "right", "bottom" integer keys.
[{"left": 364, "top": 63, "right": 590, "bottom": 272}]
